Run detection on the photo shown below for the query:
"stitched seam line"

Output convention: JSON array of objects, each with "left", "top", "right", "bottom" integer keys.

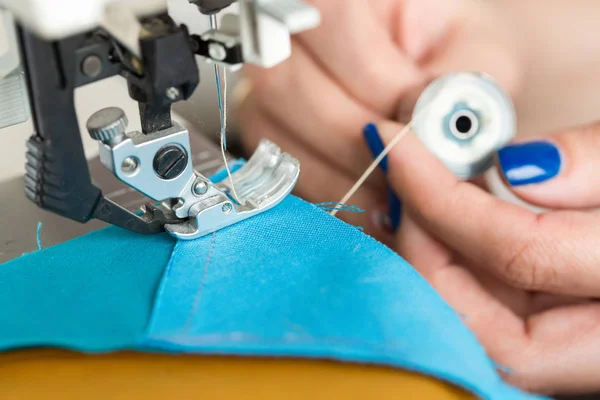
[
  {"left": 182, "top": 232, "right": 217, "bottom": 335},
  {"left": 141, "top": 239, "right": 180, "bottom": 337}
]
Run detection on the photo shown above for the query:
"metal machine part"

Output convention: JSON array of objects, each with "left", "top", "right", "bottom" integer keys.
[
  {"left": 1, "top": 0, "right": 320, "bottom": 240},
  {"left": 190, "top": 0, "right": 237, "bottom": 15},
  {"left": 17, "top": 23, "right": 188, "bottom": 236},
  {"left": 0, "top": 0, "right": 168, "bottom": 42},
  {"left": 412, "top": 72, "right": 516, "bottom": 180},
  {"left": 87, "top": 107, "right": 300, "bottom": 240},
  {"left": 0, "top": 10, "right": 30, "bottom": 129},
  {"left": 164, "top": 140, "right": 300, "bottom": 239},
  {"left": 193, "top": 0, "right": 320, "bottom": 68},
  {"left": 0, "top": 127, "right": 230, "bottom": 264}
]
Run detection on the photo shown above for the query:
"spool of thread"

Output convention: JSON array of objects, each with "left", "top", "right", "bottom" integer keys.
[
  {"left": 414, "top": 73, "right": 545, "bottom": 213},
  {"left": 411, "top": 72, "right": 517, "bottom": 180},
  {"left": 333, "top": 72, "right": 525, "bottom": 217}
]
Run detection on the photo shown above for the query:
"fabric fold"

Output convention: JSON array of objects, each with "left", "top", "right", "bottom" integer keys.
[
  {"left": 142, "top": 195, "right": 544, "bottom": 400},
  {"left": 0, "top": 227, "right": 175, "bottom": 352},
  {"left": 0, "top": 163, "right": 546, "bottom": 399}
]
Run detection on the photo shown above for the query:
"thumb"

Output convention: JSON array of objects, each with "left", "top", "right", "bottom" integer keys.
[{"left": 495, "top": 122, "right": 600, "bottom": 209}]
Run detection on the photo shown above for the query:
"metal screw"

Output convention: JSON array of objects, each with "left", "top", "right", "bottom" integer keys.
[
  {"left": 121, "top": 157, "right": 139, "bottom": 174},
  {"left": 86, "top": 107, "right": 128, "bottom": 145},
  {"left": 221, "top": 203, "right": 233, "bottom": 214},
  {"left": 165, "top": 87, "right": 180, "bottom": 100},
  {"left": 82, "top": 55, "right": 102, "bottom": 78},
  {"left": 193, "top": 181, "right": 208, "bottom": 196},
  {"left": 208, "top": 43, "right": 227, "bottom": 61},
  {"left": 153, "top": 146, "right": 188, "bottom": 180}
]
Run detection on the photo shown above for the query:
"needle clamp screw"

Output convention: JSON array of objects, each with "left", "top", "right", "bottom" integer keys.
[{"left": 153, "top": 145, "right": 188, "bottom": 180}]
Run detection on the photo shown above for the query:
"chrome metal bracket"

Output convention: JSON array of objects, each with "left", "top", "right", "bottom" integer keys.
[
  {"left": 87, "top": 107, "right": 299, "bottom": 240},
  {"left": 165, "top": 140, "right": 299, "bottom": 239}
]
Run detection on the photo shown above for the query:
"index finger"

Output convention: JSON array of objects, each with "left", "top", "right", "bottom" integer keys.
[
  {"left": 376, "top": 120, "right": 600, "bottom": 297},
  {"left": 298, "top": 0, "right": 425, "bottom": 116}
]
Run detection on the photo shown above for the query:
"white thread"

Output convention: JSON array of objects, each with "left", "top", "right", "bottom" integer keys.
[
  {"left": 219, "top": 66, "right": 241, "bottom": 203},
  {"left": 222, "top": 66, "right": 228, "bottom": 132},
  {"left": 211, "top": 15, "right": 240, "bottom": 203},
  {"left": 330, "top": 77, "right": 449, "bottom": 218},
  {"left": 330, "top": 122, "right": 414, "bottom": 217}
]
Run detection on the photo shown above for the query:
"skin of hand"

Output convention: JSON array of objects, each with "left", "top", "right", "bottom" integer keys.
[
  {"left": 235, "top": 1, "right": 600, "bottom": 395},
  {"left": 234, "top": 0, "right": 525, "bottom": 244},
  {"left": 373, "top": 119, "right": 600, "bottom": 396}
]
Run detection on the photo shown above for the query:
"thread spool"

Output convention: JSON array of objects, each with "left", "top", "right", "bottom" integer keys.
[{"left": 412, "top": 72, "right": 517, "bottom": 180}]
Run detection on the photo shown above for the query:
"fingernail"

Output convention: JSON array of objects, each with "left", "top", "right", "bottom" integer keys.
[
  {"left": 388, "top": 188, "right": 402, "bottom": 230},
  {"left": 497, "top": 141, "right": 562, "bottom": 186},
  {"left": 363, "top": 123, "right": 402, "bottom": 230},
  {"left": 363, "top": 123, "right": 388, "bottom": 173},
  {"left": 372, "top": 210, "right": 393, "bottom": 232}
]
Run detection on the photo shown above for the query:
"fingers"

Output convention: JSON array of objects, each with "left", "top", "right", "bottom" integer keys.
[
  {"left": 396, "top": 213, "right": 527, "bottom": 358},
  {"left": 375, "top": 120, "right": 600, "bottom": 297},
  {"left": 237, "top": 94, "right": 392, "bottom": 243},
  {"left": 528, "top": 292, "right": 592, "bottom": 315},
  {"left": 416, "top": 0, "right": 525, "bottom": 99},
  {"left": 496, "top": 122, "right": 600, "bottom": 209},
  {"left": 244, "top": 40, "right": 383, "bottom": 186},
  {"left": 397, "top": 0, "right": 463, "bottom": 61},
  {"left": 503, "top": 302, "right": 600, "bottom": 395},
  {"left": 397, "top": 211, "right": 588, "bottom": 317},
  {"left": 397, "top": 214, "right": 600, "bottom": 395},
  {"left": 298, "top": 0, "right": 424, "bottom": 116},
  {"left": 395, "top": 212, "right": 450, "bottom": 274},
  {"left": 395, "top": 79, "right": 433, "bottom": 124}
]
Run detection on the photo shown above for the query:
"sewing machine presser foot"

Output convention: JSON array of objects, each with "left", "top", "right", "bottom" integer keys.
[{"left": 87, "top": 107, "right": 299, "bottom": 240}]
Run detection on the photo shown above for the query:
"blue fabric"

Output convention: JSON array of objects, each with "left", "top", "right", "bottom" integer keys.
[
  {"left": 0, "top": 177, "right": 545, "bottom": 398},
  {"left": 142, "top": 196, "right": 543, "bottom": 400},
  {"left": 0, "top": 227, "right": 175, "bottom": 352}
]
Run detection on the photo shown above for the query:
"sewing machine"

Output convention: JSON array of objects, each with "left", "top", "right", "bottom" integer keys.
[
  {"left": 0, "top": 0, "right": 521, "bottom": 261},
  {"left": 0, "top": 0, "right": 320, "bottom": 248}
]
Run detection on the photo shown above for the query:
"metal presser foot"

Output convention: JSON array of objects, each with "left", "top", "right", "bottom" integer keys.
[{"left": 86, "top": 107, "right": 299, "bottom": 240}]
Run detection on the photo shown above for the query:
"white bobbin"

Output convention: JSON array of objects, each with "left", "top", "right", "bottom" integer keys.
[{"left": 412, "top": 72, "right": 517, "bottom": 180}]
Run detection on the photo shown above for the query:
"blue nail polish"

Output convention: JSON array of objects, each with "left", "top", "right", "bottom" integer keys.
[
  {"left": 363, "top": 123, "right": 402, "bottom": 230},
  {"left": 497, "top": 141, "right": 562, "bottom": 186},
  {"left": 387, "top": 188, "right": 402, "bottom": 230},
  {"left": 363, "top": 123, "right": 388, "bottom": 173}
]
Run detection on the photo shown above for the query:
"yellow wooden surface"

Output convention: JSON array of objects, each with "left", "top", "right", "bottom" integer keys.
[{"left": 0, "top": 350, "right": 476, "bottom": 399}]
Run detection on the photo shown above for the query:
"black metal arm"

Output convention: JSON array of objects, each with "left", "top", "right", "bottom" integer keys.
[
  {"left": 189, "top": 0, "right": 237, "bottom": 15},
  {"left": 16, "top": 14, "right": 203, "bottom": 234}
]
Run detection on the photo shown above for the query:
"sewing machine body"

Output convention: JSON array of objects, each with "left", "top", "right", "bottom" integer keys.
[
  {"left": 0, "top": 0, "right": 320, "bottom": 241},
  {"left": 0, "top": 0, "right": 518, "bottom": 249},
  {"left": 0, "top": 125, "right": 228, "bottom": 263}
]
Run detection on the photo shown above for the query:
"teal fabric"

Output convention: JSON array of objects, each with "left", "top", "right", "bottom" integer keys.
[
  {"left": 143, "top": 196, "right": 544, "bottom": 400},
  {"left": 0, "top": 227, "right": 175, "bottom": 352},
  {"left": 0, "top": 189, "right": 545, "bottom": 399}
]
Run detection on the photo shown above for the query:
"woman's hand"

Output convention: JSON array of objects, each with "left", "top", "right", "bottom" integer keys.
[
  {"left": 235, "top": 0, "right": 600, "bottom": 394},
  {"left": 372, "top": 119, "right": 600, "bottom": 396},
  {"left": 235, "top": 0, "right": 525, "bottom": 243}
]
